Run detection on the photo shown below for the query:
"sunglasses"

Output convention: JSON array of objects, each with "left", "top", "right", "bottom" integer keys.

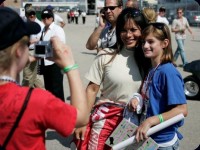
[
  {"left": 41, "top": 14, "right": 52, "bottom": 19},
  {"left": 103, "top": 6, "right": 120, "bottom": 11},
  {"left": 28, "top": 11, "right": 36, "bottom": 17},
  {"left": 148, "top": 22, "right": 167, "bottom": 38},
  {"left": 122, "top": 9, "right": 142, "bottom": 18}
]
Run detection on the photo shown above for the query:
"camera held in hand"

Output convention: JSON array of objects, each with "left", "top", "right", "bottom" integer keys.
[{"left": 34, "top": 41, "right": 53, "bottom": 58}]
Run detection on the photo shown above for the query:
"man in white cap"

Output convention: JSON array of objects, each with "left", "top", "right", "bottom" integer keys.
[
  {"left": 39, "top": 8, "right": 66, "bottom": 101},
  {"left": 46, "top": 5, "right": 66, "bottom": 28}
]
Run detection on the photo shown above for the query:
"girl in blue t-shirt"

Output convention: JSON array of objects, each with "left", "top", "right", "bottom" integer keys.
[{"left": 128, "top": 22, "right": 188, "bottom": 149}]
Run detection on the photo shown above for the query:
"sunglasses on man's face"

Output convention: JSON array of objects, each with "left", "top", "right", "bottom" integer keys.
[
  {"left": 103, "top": 6, "right": 120, "bottom": 11},
  {"left": 41, "top": 14, "right": 52, "bottom": 20},
  {"left": 28, "top": 11, "right": 36, "bottom": 17},
  {"left": 148, "top": 22, "right": 167, "bottom": 38}
]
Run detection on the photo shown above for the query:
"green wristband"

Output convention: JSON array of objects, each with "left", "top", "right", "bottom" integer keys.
[
  {"left": 158, "top": 114, "right": 164, "bottom": 123},
  {"left": 63, "top": 64, "right": 78, "bottom": 73}
]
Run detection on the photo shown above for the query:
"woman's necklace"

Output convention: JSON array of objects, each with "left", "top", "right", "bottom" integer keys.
[
  {"left": 0, "top": 76, "right": 19, "bottom": 85},
  {"left": 141, "top": 63, "right": 161, "bottom": 100}
]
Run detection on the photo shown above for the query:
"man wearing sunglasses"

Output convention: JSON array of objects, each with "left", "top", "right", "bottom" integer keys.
[
  {"left": 46, "top": 5, "right": 66, "bottom": 28},
  {"left": 86, "top": 0, "right": 123, "bottom": 52},
  {"left": 38, "top": 8, "right": 66, "bottom": 101},
  {"left": 22, "top": 7, "right": 44, "bottom": 88},
  {"left": 171, "top": 7, "right": 194, "bottom": 67}
]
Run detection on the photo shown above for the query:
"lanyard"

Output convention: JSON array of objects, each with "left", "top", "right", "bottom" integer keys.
[
  {"left": 106, "top": 27, "right": 115, "bottom": 47},
  {"left": 141, "top": 63, "right": 160, "bottom": 100}
]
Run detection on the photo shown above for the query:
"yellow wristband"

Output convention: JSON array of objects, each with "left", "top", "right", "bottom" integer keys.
[
  {"left": 158, "top": 114, "right": 164, "bottom": 123},
  {"left": 63, "top": 64, "right": 78, "bottom": 73}
]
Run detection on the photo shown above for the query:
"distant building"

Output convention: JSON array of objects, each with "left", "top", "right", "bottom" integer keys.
[
  {"left": 21, "top": 0, "right": 200, "bottom": 16},
  {"left": 22, "top": 0, "right": 79, "bottom": 11}
]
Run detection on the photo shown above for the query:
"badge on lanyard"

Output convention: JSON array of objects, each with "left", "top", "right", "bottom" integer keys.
[{"left": 140, "top": 64, "right": 160, "bottom": 122}]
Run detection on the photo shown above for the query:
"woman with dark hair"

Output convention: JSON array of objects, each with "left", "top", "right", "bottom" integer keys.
[
  {"left": 73, "top": 8, "right": 151, "bottom": 150},
  {"left": 115, "top": 8, "right": 151, "bottom": 78}
]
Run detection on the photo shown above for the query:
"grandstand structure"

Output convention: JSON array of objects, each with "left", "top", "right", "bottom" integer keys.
[{"left": 22, "top": 0, "right": 79, "bottom": 9}]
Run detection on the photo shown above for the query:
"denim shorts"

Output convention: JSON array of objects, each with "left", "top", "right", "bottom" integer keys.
[{"left": 158, "top": 140, "right": 179, "bottom": 150}]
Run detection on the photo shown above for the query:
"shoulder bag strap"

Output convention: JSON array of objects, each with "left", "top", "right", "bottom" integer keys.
[{"left": 1, "top": 88, "right": 34, "bottom": 149}]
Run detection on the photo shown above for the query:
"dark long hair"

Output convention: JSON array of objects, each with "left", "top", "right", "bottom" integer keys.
[{"left": 115, "top": 8, "right": 151, "bottom": 79}]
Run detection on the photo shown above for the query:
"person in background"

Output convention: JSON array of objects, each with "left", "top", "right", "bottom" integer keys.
[
  {"left": 171, "top": 7, "right": 194, "bottom": 67},
  {"left": 46, "top": 5, "right": 66, "bottom": 28},
  {"left": 18, "top": 3, "right": 31, "bottom": 22},
  {"left": 0, "top": 7, "right": 89, "bottom": 150},
  {"left": 142, "top": 7, "right": 157, "bottom": 23},
  {"left": 125, "top": 0, "right": 138, "bottom": 8},
  {"left": 86, "top": 0, "right": 123, "bottom": 52},
  {"left": 22, "top": 7, "right": 44, "bottom": 88},
  {"left": 74, "top": 10, "right": 79, "bottom": 24},
  {"left": 24, "top": 3, "right": 32, "bottom": 11},
  {"left": 156, "top": 6, "right": 169, "bottom": 25},
  {"left": 134, "top": 22, "right": 188, "bottom": 149},
  {"left": 74, "top": 8, "right": 151, "bottom": 150},
  {"left": 67, "top": 11, "right": 71, "bottom": 23},
  {"left": 81, "top": 11, "right": 86, "bottom": 24},
  {"left": 39, "top": 8, "right": 66, "bottom": 101},
  {"left": 70, "top": 10, "right": 75, "bottom": 23}
]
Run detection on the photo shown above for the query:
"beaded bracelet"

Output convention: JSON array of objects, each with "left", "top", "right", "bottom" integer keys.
[
  {"left": 63, "top": 64, "right": 78, "bottom": 73},
  {"left": 158, "top": 114, "right": 164, "bottom": 123}
]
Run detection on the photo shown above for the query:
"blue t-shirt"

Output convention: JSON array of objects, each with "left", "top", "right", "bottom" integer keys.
[{"left": 147, "top": 63, "right": 187, "bottom": 144}]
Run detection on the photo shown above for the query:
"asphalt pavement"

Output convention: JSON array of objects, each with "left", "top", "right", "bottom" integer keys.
[{"left": 44, "top": 13, "right": 200, "bottom": 150}]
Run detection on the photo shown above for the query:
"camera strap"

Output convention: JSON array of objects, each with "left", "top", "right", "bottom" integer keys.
[
  {"left": 38, "top": 30, "right": 45, "bottom": 75},
  {"left": 40, "top": 29, "right": 44, "bottom": 41},
  {"left": 0, "top": 88, "right": 33, "bottom": 150}
]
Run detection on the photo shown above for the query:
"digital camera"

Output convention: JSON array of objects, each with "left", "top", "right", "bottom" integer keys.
[{"left": 34, "top": 41, "right": 53, "bottom": 58}]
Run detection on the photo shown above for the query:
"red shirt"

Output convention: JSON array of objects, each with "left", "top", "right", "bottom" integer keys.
[{"left": 0, "top": 83, "right": 77, "bottom": 150}]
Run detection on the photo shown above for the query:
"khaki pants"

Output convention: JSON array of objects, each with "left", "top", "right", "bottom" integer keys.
[{"left": 22, "top": 51, "right": 44, "bottom": 88}]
